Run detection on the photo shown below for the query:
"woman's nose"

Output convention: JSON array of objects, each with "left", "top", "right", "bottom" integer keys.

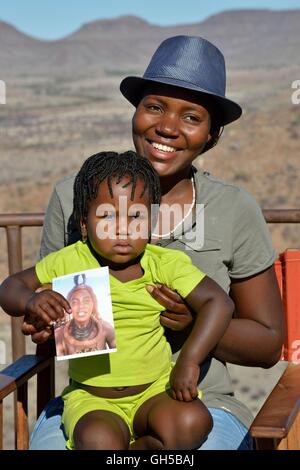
[{"left": 155, "top": 113, "right": 180, "bottom": 138}]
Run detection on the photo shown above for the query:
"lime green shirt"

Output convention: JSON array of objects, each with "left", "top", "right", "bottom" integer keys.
[{"left": 36, "top": 241, "right": 205, "bottom": 387}]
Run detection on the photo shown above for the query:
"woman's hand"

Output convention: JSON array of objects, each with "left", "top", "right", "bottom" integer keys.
[
  {"left": 169, "top": 361, "right": 200, "bottom": 402},
  {"left": 146, "top": 284, "right": 194, "bottom": 331},
  {"left": 146, "top": 284, "right": 195, "bottom": 353},
  {"left": 22, "top": 319, "right": 53, "bottom": 344}
]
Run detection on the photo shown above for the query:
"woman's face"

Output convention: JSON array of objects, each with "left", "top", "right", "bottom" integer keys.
[
  {"left": 69, "top": 289, "right": 94, "bottom": 327},
  {"left": 132, "top": 84, "right": 212, "bottom": 178}
]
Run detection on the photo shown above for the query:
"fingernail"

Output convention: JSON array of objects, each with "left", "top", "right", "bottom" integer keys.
[{"left": 145, "top": 285, "right": 154, "bottom": 293}]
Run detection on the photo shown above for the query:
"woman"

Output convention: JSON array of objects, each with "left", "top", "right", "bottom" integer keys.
[
  {"left": 26, "top": 36, "right": 283, "bottom": 450},
  {"left": 55, "top": 274, "right": 116, "bottom": 357}
]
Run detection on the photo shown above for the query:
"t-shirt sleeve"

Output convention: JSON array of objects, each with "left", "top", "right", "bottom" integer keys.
[
  {"left": 35, "top": 251, "right": 61, "bottom": 285},
  {"left": 39, "top": 187, "right": 66, "bottom": 260},
  {"left": 229, "top": 189, "right": 276, "bottom": 278},
  {"left": 158, "top": 250, "right": 206, "bottom": 298}
]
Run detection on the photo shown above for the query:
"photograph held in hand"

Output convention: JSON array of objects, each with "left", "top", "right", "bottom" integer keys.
[{"left": 52, "top": 268, "right": 116, "bottom": 360}]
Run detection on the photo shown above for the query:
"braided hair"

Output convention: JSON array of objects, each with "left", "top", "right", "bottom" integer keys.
[{"left": 72, "top": 150, "right": 161, "bottom": 230}]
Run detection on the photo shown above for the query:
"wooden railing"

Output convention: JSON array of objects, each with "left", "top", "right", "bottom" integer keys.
[
  {"left": 0, "top": 209, "right": 300, "bottom": 449},
  {"left": 1, "top": 209, "right": 300, "bottom": 361},
  {"left": 0, "top": 213, "right": 44, "bottom": 361}
]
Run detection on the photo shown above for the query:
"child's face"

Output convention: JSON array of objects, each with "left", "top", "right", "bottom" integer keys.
[{"left": 84, "top": 176, "right": 151, "bottom": 266}]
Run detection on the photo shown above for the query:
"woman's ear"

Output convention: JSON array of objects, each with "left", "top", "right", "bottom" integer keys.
[{"left": 80, "top": 221, "right": 88, "bottom": 242}]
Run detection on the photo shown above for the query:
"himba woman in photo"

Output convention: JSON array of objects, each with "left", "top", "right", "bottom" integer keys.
[{"left": 55, "top": 273, "right": 116, "bottom": 357}]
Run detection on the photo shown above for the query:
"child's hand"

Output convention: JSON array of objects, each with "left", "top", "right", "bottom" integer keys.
[
  {"left": 25, "top": 290, "right": 71, "bottom": 328},
  {"left": 169, "top": 361, "right": 200, "bottom": 402}
]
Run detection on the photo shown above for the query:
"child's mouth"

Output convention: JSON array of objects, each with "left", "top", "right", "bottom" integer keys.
[{"left": 114, "top": 243, "right": 132, "bottom": 254}]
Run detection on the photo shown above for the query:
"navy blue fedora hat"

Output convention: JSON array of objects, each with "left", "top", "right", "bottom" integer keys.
[{"left": 120, "top": 35, "right": 242, "bottom": 126}]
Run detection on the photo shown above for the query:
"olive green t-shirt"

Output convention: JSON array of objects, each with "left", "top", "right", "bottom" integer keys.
[{"left": 39, "top": 168, "right": 276, "bottom": 427}]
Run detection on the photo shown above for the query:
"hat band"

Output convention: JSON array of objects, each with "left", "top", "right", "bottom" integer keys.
[{"left": 144, "top": 73, "right": 225, "bottom": 98}]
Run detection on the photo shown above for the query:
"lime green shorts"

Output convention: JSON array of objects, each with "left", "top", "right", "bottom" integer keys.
[{"left": 62, "top": 364, "right": 202, "bottom": 449}]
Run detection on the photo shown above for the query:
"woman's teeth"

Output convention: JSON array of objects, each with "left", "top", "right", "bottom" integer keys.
[{"left": 151, "top": 142, "right": 177, "bottom": 153}]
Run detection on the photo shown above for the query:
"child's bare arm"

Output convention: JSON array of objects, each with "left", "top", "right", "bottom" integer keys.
[
  {"left": 170, "top": 276, "right": 234, "bottom": 402},
  {"left": 0, "top": 267, "right": 71, "bottom": 327}
]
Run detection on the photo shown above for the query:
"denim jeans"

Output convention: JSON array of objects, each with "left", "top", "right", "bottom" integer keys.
[
  {"left": 200, "top": 407, "right": 253, "bottom": 450},
  {"left": 29, "top": 397, "right": 67, "bottom": 450},
  {"left": 29, "top": 397, "right": 252, "bottom": 450}
]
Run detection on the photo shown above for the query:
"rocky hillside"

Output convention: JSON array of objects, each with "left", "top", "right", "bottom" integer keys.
[{"left": 0, "top": 9, "right": 299, "bottom": 277}]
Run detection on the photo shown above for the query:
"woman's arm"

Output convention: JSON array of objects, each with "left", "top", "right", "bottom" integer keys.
[
  {"left": 40, "top": 187, "right": 67, "bottom": 259},
  {"left": 170, "top": 276, "right": 234, "bottom": 401},
  {"left": 212, "top": 265, "right": 284, "bottom": 368},
  {"left": 154, "top": 265, "right": 284, "bottom": 367}
]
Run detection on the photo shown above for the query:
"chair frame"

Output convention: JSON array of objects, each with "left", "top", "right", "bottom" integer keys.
[{"left": 0, "top": 210, "right": 300, "bottom": 450}]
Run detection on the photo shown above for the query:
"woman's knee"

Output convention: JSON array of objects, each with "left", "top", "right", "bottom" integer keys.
[{"left": 73, "top": 410, "right": 130, "bottom": 450}]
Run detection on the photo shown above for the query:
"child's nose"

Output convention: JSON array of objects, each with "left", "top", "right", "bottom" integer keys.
[{"left": 117, "top": 216, "right": 129, "bottom": 238}]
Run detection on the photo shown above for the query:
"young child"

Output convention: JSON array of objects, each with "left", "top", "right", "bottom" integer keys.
[{"left": 0, "top": 150, "right": 234, "bottom": 450}]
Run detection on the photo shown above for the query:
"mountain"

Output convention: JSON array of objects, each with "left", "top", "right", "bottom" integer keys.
[
  {"left": 0, "top": 10, "right": 300, "bottom": 76},
  {"left": 0, "top": 10, "right": 299, "bottom": 262}
]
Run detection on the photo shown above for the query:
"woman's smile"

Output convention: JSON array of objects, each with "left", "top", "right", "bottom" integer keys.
[{"left": 146, "top": 139, "right": 181, "bottom": 161}]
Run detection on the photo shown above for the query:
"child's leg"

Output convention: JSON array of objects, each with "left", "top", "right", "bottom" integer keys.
[
  {"left": 73, "top": 410, "right": 130, "bottom": 450},
  {"left": 131, "top": 391, "right": 212, "bottom": 450}
]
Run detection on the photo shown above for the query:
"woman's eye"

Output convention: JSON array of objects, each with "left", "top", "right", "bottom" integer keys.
[
  {"left": 184, "top": 115, "right": 200, "bottom": 123},
  {"left": 146, "top": 104, "right": 162, "bottom": 112}
]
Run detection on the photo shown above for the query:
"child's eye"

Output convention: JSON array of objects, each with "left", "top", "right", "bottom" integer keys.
[
  {"left": 99, "top": 212, "right": 115, "bottom": 220},
  {"left": 129, "top": 211, "right": 142, "bottom": 219},
  {"left": 131, "top": 210, "right": 148, "bottom": 220}
]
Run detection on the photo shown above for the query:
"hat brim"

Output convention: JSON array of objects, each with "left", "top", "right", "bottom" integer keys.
[{"left": 120, "top": 76, "right": 242, "bottom": 126}]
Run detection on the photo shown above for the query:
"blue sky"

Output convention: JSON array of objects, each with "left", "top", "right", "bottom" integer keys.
[{"left": 1, "top": 0, "right": 300, "bottom": 40}]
